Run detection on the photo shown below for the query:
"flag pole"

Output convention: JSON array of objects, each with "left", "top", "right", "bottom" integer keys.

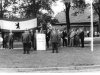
[{"left": 91, "top": 0, "right": 93, "bottom": 52}]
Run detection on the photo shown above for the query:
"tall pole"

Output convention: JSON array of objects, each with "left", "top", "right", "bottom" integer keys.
[{"left": 91, "top": 0, "right": 93, "bottom": 52}]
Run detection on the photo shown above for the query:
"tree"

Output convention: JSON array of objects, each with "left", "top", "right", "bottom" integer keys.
[
  {"left": 93, "top": 0, "right": 100, "bottom": 32},
  {"left": 23, "top": 0, "right": 59, "bottom": 28},
  {"left": 2, "top": 0, "right": 56, "bottom": 18},
  {"left": 1, "top": 0, "right": 58, "bottom": 28},
  {"left": 62, "top": 0, "right": 87, "bottom": 45},
  {"left": 1, "top": 0, "right": 87, "bottom": 31}
]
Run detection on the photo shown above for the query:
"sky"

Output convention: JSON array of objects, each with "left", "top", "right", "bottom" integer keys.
[
  {"left": 52, "top": 0, "right": 91, "bottom": 17},
  {"left": 51, "top": 0, "right": 65, "bottom": 17}
]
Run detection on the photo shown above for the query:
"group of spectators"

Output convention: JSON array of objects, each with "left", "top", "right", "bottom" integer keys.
[
  {"left": 0, "top": 30, "right": 37, "bottom": 54},
  {"left": 0, "top": 31, "right": 14, "bottom": 49},
  {"left": 0, "top": 27, "right": 85, "bottom": 54},
  {"left": 94, "top": 31, "right": 100, "bottom": 37},
  {"left": 45, "top": 28, "right": 85, "bottom": 53}
]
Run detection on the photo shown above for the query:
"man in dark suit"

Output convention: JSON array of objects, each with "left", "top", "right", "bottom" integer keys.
[
  {"left": 8, "top": 31, "right": 14, "bottom": 49},
  {"left": 3, "top": 33, "right": 8, "bottom": 49},
  {"left": 29, "top": 30, "right": 34, "bottom": 50},
  {"left": 62, "top": 30, "right": 67, "bottom": 47},
  {"left": 22, "top": 30, "right": 31, "bottom": 54},
  {"left": 79, "top": 29, "right": 84, "bottom": 48},
  {"left": 50, "top": 28, "right": 59, "bottom": 53},
  {"left": 46, "top": 29, "right": 51, "bottom": 48}
]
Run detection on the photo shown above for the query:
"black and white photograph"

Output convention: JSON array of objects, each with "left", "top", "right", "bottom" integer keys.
[
  {"left": 93, "top": 0, "right": 100, "bottom": 71},
  {"left": 0, "top": 0, "right": 96, "bottom": 73}
]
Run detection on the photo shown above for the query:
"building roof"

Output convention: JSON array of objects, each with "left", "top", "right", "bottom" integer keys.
[{"left": 55, "top": 6, "right": 91, "bottom": 23}]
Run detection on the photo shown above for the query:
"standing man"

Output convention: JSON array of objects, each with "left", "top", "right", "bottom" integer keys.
[
  {"left": 62, "top": 30, "right": 67, "bottom": 47},
  {"left": 22, "top": 30, "right": 31, "bottom": 54},
  {"left": 33, "top": 30, "right": 38, "bottom": 51},
  {"left": 46, "top": 29, "right": 51, "bottom": 48},
  {"left": 29, "top": 30, "right": 34, "bottom": 50},
  {"left": 8, "top": 31, "right": 14, "bottom": 49},
  {"left": 57, "top": 29, "right": 61, "bottom": 47},
  {"left": 79, "top": 28, "right": 84, "bottom": 48},
  {"left": 3, "top": 33, "right": 8, "bottom": 49},
  {"left": 50, "top": 28, "right": 59, "bottom": 53},
  {"left": 70, "top": 29, "right": 75, "bottom": 47}
]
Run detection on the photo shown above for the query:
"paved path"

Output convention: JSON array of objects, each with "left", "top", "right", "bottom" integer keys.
[
  {"left": 94, "top": 37, "right": 100, "bottom": 44},
  {"left": 0, "top": 44, "right": 97, "bottom": 72},
  {"left": 0, "top": 38, "right": 100, "bottom": 72}
]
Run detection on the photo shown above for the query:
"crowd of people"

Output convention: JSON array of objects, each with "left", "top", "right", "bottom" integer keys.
[
  {"left": 0, "top": 27, "right": 85, "bottom": 54},
  {"left": 0, "top": 31, "right": 14, "bottom": 49},
  {"left": 46, "top": 28, "right": 85, "bottom": 52},
  {"left": 94, "top": 31, "right": 100, "bottom": 37}
]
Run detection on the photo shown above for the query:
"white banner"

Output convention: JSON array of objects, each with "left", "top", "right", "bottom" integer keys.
[
  {"left": 0, "top": 18, "right": 37, "bottom": 31},
  {"left": 36, "top": 33, "right": 46, "bottom": 50}
]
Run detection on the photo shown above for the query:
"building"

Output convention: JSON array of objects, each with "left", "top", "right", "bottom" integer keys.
[{"left": 53, "top": 6, "right": 91, "bottom": 32}]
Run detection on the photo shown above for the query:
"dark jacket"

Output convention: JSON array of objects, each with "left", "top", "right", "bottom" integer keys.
[
  {"left": 50, "top": 30, "right": 59, "bottom": 43},
  {"left": 22, "top": 31, "right": 31, "bottom": 43},
  {"left": 46, "top": 31, "right": 51, "bottom": 41},
  {"left": 79, "top": 31, "right": 84, "bottom": 39},
  {"left": 62, "top": 31, "right": 67, "bottom": 39},
  {"left": 4, "top": 34, "right": 8, "bottom": 42}
]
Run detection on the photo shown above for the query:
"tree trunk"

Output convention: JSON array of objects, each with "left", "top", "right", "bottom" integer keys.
[
  {"left": 0, "top": 0, "right": 3, "bottom": 19},
  {"left": 98, "top": 16, "right": 100, "bottom": 33},
  {"left": 97, "top": 0, "right": 100, "bottom": 33},
  {"left": 65, "top": 2, "right": 70, "bottom": 45},
  {"left": 0, "top": 0, "right": 3, "bottom": 39},
  {"left": 98, "top": 1, "right": 100, "bottom": 33},
  {"left": 98, "top": 4, "right": 100, "bottom": 33},
  {"left": 93, "top": 1, "right": 100, "bottom": 33}
]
